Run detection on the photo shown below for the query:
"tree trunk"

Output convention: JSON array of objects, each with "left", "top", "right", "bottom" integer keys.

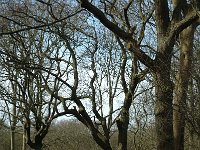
[
  {"left": 154, "top": 1, "right": 175, "bottom": 148},
  {"left": 91, "top": 130, "right": 112, "bottom": 150},
  {"left": 22, "top": 129, "right": 27, "bottom": 150},
  {"left": 116, "top": 61, "right": 140, "bottom": 150},
  {"left": 116, "top": 108, "right": 129, "bottom": 150},
  {"left": 11, "top": 77, "right": 17, "bottom": 150},
  {"left": 27, "top": 140, "right": 43, "bottom": 150},
  {"left": 173, "top": 26, "right": 195, "bottom": 150},
  {"left": 154, "top": 64, "right": 174, "bottom": 150},
  {"left": 10, "top": 129, "right": 15, "bottom": 150}
]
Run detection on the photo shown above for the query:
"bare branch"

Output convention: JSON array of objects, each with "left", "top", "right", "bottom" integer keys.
[
  {"left": 0, "top": 9, "right": 83, "bottom": 36},
  {"left": 123, "top": 0, "right": 134, "bottom": 30},
  {"left": 169, "top": 10, "right": 199, "bottom": 42},
  {"left": 80, "top": 0, "right": 133, "bottom": 41}
]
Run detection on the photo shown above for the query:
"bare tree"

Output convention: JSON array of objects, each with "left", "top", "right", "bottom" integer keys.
[
  {"left": 0, "top": 0, "right": 200, "bottom": 150},
  {"left": 79, "top": 0, "right": 200, "bottom": 150}
]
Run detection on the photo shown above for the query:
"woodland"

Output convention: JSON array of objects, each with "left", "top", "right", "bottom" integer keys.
[{"left": 0, "top": 0, "right": 200, "bottom": 150}]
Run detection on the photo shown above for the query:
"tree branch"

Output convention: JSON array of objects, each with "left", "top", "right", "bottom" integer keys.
[
  {"left": 80, "top": 0, "right": 132, "bottom": 41},
  {"left": 80, "top": 0, "right": 155, "bottom": 70},
  {"left": 116, "top": 37, "right": 128, "bottom": 93},
  {"left": 127, "top": 42, "right": 155, "bottom": 70},
  {"left": 169, "top": 10, "right": 199, "bottom": 42},
  {"left": 0, "top": 9, "right": 83, "bottom": 36},
  {"left": 123, "top": 0, "right": 134, "bottom": 30}
]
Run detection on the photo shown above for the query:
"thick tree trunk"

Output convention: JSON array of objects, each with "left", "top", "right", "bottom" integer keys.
[
  {"left": 154, "top": 0, "right": 175, "bottom": 148},
  {"left": 155, "top": 76, "right": 173, "bottom": 150},
  {"left": 155, "top": 66, "right": 174, "bottom": 150},
  {"left": 91, "top": 131, "right": 112, "bottom": 150},
  {"left": 173, "top": 26, "right": 195, "bottom": 150},
  {"left": 27, "top": 140, "right": 43, "bottom": 150}
]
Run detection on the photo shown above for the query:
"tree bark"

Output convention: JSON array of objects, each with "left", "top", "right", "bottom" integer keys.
[
  {"left": 154, "top": 55, "right": 174, "bottom": 150},
  {"left": 173, "top": 25, "right": 195, "bottom": 150}
]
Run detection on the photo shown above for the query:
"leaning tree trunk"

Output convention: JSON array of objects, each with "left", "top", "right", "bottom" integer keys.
[
  {"left": 116, "top": 43, "right": 141, "bottom": 150},
  {"left": 173, "top": 25, "right": 195, "bottom": 150}
]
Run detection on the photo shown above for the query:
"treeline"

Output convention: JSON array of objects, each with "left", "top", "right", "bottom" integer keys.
[{"left": 0, "top": 120, "right": 200, "bottom": 150}]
